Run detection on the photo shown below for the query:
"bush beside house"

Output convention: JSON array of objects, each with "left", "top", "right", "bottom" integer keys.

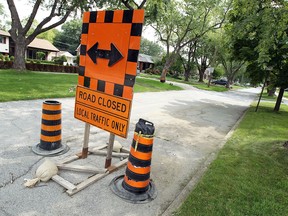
[{"left": 0, "top": 56, "right": 78, "bottom": 73}]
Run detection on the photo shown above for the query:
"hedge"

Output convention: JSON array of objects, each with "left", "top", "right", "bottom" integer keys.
[
  {"left": 0, "top": 61, "right": 78, "bottom": 73},
  {"left": 0, "top": 61, "right": 13, "bottom": 69}
]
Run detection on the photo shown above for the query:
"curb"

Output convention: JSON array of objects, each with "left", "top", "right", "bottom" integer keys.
[{"left": 161, "top": 107, "right": 250, "bottom": 216}]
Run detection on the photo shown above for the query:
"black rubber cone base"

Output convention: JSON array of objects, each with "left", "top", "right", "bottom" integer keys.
[
  {"left": 32, "top": 143, "right": 69, "bottom": 156},
  {"left": 110, "top": 175, "right": 157, "bottom": 204}
]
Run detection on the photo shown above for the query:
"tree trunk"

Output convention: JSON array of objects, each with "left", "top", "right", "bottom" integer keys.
[
  {"left": 160, "top": 67, "right": 169, "bottom": 83},
  {"left": 274, "top": 87, "right": 284, "bottom": 112},
  {"left": 184, "top": 69, "right": 190, "bottom": 81},
  {"left": 184, "top": 65, "right": 192, "bottom": 81},
  {"left": 160, "top": 55, "right": 175, "bottom": 83},
  {"left": 198, "top": 67, "right": 206, "bottom": 82},
  {"left": 12, "top": 38, "right": 27, "bottom": 70},
  {"left": 226, "top": 80, "right": 231, "bottom": 88},
  {"left": 268, "top": 87, "right": 276, "bottom": 96},
  {"left": 207, "top": 75, "right": 211, "bottom": 87}
]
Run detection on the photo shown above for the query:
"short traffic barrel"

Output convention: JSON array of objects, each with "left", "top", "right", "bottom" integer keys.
[
  {"left": 122, "top": 123, "right": 154, "bottom": 193},
  {"left": 32, "top": 100, "right": 68, "bottom": 156},
  {"left": 39, "top": 100, "right": 62, "bottom": 150},
  {"left": 110, "top": 118, "right": 157, "bottom": 203}
]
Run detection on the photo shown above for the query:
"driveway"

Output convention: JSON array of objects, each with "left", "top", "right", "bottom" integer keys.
[{"left": 0, "top": 85, "right": 260, "bottom": 216}]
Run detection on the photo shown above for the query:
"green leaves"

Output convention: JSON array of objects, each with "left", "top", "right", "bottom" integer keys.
[{"left": 53, "top": 19, "right": 82, "bottom": 54}]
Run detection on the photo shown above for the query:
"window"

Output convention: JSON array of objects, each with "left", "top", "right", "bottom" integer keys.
[{"left": 0, "top": 36, "right": 6, "bottom": 44}]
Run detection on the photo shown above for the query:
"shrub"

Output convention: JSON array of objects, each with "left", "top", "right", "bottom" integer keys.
[
  {"left": 74, "top": 55, "right": 80, "bottom": 65},
  {"left": 212, "top": 68, "right": 223, "bottom": 79},
  {"left": 53, "top": 56, "right": 67, "bottom": 65},
  {"left": 4, "top": 55, "right": 10, "bottom": 61},
  {"left": 36, "top": 52, "right": 46, "bottom": 60},
  {"left": 0, "top": 61, "right": 13, "bottom": 69}
]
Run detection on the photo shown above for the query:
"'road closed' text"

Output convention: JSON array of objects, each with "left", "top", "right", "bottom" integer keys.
[{"left": 76, "top": 86, "right": 131, "bottom": 119}]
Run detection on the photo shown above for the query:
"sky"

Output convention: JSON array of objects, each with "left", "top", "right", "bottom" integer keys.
[{"left": 2, "top": 0, "right": 157, "bottom": 41}]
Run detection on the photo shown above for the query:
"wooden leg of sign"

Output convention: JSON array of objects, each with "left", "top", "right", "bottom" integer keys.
[
  {"left": 82, "top": 123, "right": 90, "bottom": 159},
  {"left": 52, "top": 175, "right": 77, "bottom": 192},
  {"left": 66, "top": 158, "right": 128, "bottom": 196},
  {"left": 105, "top": 133, "right": 115, "bottom": 168},
  {"left": 89, "top": 149, "right": 129, "bottom": 158}
]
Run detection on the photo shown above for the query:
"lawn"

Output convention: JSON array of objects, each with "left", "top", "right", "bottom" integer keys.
[
  {"left": 176, "top": 102, "right": 288, "bottom": 215},
  {"left": 0, "top": 69, "right": 78, "bottom": 102},
  {"left": 0, "top": 69, "right": 182, "bottom": 102},
  {"left": 257, "top": 88, "right": 288, "bottom": 103},
  {"left": 139, "top": 73, "right": 238, "bottom": 92},
  {"left": 134, "top": 77, "right": 182, "bottom": 92}
]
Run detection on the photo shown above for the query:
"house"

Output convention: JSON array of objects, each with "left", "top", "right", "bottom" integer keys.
[
  {"left": 0, "top": 30, "right": 59, "bottom": 60},
  {"left": 138, "top": 53, "right": 154, "bottom": 72},
  {"left": 26, "top": 38, "right": 59, "bottom": 61},
  {"left": 0, "top": 30, "right": 10, "bottom": 55},
  {"left": 57, "top": 51, "right": 76, "bottom": 66},
  {"left": 204, "top": 67, "right": 214, "bottom": 80}
]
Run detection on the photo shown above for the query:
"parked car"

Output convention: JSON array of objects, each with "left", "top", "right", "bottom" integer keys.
[{"left": 211, "top": 79, "right": 228, "bottom": 86}]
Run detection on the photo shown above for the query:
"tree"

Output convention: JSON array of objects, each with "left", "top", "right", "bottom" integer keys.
[
  {"left": 0, "top": 3, "right": 5, "bottom": 28},
  {"left": 140, "top": 37, "right": 164, "bottom": 58},
  {"left": 147, "top": 0, "right": 231, "bottom": 82},
  {"left": 5, "top": 0, "right": 147, "bottom": 70},
  {"left": 0, "top": 3, "right": 4, "bottom": 17},
  {"left": 194, "top": 35, "right": 218, "bottom": 82},
  {"left": 228, "top": 0, "right": 288, "bottom": 111},
  {"left": 214, "top": 31, "right": 246, "bottom": 88},
  {"left": 24, "top": 18, "right": 58, "bottom": 42},
  {"left": 0, "top": 3, "right": 10, "bottom": 30},
  {"left": 53, "top": 19, "right": 82, "bottom": 54},
  {"left": 180, "top": 41, "right": 197, "bottom": 81},
  {"left": 37, "top": 29, "right": 58, "bottom": 43}
]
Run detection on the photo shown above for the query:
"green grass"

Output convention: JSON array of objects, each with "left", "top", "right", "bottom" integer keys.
[
  {"left": 260, "top": 93, "right": 277, "bottom": 101},
  {"left": 135, "top": 77, "right": 182, "bottom": 92},
  {"left": 259, "top": 89, "right": 288, "bottom": 102},
  {"left": 176, "top": 102, "right": 288, "bottom": 215},
  {"left": 139, "top": 73, "right": 232, "bottom": 92},
  {"left": 0, "top": 69, "right": 78, "bottom": 102},
  {"left": 188, "top": 81, "right": 229, "bottom": 92},
  {"left": 0, "top": 69, "right": 182, "bottom": 102}
]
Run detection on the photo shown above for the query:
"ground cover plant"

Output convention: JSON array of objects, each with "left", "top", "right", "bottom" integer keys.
[
  {"left": 0, "top": 69, "right": 182, "bottom": 102},
  {"left": 176, "top": 102, "right": 288, "bottom": 215}
]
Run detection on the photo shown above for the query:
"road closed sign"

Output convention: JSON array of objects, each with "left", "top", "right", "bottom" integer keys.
[
  {"left": 75, "top": 86, "right": 131, "bottom": 137},
  {"left": 75, "top": 9, "right": 144, "bottom": 138}
]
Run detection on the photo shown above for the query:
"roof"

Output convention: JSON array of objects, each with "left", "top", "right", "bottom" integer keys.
[
  {"left": 0, "top": 30, "right": 59, "bottom": 52},
  {"left": 58, "top": 51, "right": 75, "bottom": 58},
  {"left": 28, "top": 38, "right": 59, "bottom": 52},
  {"left": 0, "top": 30, "right": 10, "bottom": 37},
  {"left": 138, "top": 54, "right": 154, "bottom": 64}
]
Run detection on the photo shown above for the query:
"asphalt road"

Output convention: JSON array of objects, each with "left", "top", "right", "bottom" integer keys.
[{"left": 0, "top": 85, "right": 260, "bottom": 216}]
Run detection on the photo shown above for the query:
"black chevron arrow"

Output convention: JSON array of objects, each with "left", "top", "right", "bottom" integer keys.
[{"left": 87, "top": 42, "right": 123, "bottom": 67}]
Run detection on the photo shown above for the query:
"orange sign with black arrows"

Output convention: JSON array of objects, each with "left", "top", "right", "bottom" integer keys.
[{"left": 75, "top": 9, "right": 144, "bottom": 138}]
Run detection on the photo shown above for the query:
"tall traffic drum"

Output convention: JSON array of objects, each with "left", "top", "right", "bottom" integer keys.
[
  {"left": 32, "top": 100, "right": 68, "bottom": 156},
  {"left": 110, "top": 118, "right": 157, "bottom": 203}
]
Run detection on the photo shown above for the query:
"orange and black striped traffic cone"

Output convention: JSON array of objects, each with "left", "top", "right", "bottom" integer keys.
[
  {"left": 110, "top": 118, "right": 157, "bottom": 203},
  {"left": 32, "top": 100, "right": 68, "bottom": 156}
]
